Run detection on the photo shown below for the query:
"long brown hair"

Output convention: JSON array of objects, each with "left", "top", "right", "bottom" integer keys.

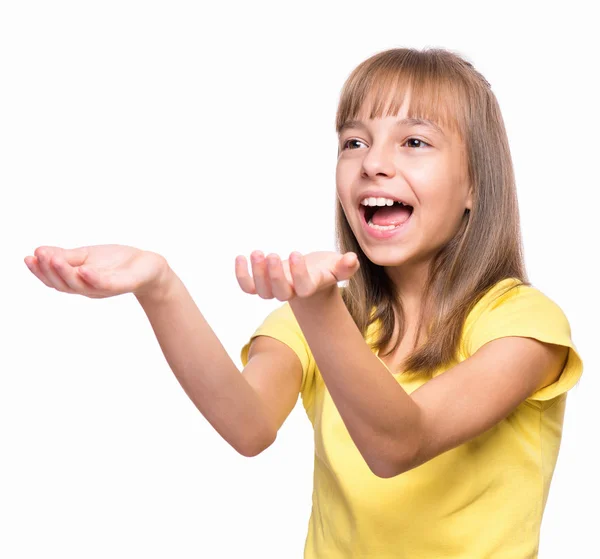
[{"left": 335, "top": 47, "right": 529, "bottom": 377}]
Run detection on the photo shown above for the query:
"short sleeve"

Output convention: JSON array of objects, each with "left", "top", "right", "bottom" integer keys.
[
  {"left": 240, "top": 303, "right": 316, "bottom": 406},
  {"left": 466, "top": 283, "right": 583, "bottom": 402}
]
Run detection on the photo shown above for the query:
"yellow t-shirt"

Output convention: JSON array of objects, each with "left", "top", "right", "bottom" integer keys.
[{"left": 240, "top": 278, "right": 583, "bottom": 558}]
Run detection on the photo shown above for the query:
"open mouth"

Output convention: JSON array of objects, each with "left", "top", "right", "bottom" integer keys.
[{"left": 360, "top": 201, "right": 414, "bottom": 231}]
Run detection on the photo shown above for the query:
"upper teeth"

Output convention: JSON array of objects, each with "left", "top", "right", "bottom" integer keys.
[{"left": 360, "top": 197, "right": 409, "bottom": 207}]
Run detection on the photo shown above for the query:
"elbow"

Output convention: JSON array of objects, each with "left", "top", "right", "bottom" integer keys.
[
  {"left": 368, "top": 435, "right": 424, "bottom": 479},
  {"left": 369, "top": 452, "right": 419, "bottom": 479},
  {"left": 368, "top": 462, "right": 399, "bottom": 479},
  {"left": 368, "top": 459, "right": 405, "bottom": 479},
  {"left": 372, "top": 407, "right": 430, "bottom": 478},
  {"left": 236, "top": 429, "right": 277, "bottom": 458}
]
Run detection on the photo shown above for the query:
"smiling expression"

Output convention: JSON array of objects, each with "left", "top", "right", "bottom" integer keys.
[{"left": 336, "top": 93, "right": 473, "bottom": 269}]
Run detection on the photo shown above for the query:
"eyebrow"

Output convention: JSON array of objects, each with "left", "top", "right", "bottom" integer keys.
[{"left": 339, "top": 117, "right": 445, "bottom": 137}]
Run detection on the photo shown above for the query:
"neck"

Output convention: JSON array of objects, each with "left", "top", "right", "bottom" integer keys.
[{"left": 385, "top": 258, "right": 432, "bottom": 325}]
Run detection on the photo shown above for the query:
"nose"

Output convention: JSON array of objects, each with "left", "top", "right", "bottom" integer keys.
[{"left": 361, "top": 142, "right": 396, "bottom": 179}]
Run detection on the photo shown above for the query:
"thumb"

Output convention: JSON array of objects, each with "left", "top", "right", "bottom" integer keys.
[
  {"left": 332, "top": 252, "right": 360, "bottom": 281},
  {"left": 63, "top": 247, "right": 89, "bottom": 266}
]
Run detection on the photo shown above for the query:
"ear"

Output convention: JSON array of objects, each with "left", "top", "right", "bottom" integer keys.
[{"left": 465, "top": 185, "right": 473, "bottom": 211}]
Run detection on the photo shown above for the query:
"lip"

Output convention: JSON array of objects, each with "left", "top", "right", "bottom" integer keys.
[
  {"left": 359, "top": 205, "right": 414, "bottom": 239},
  {"left": 358, "top": 190, "right": 414, "bottom": 207}
]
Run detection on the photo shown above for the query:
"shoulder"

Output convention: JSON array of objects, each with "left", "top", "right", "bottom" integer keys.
[
  {"left": 464, "top": 278, "right": 571, "bottom": 344},
  {"left": 462, "top": 277, "right": 583, "bottom": 402},
  {"left": 241, "top": 301, "right": 306, "bottom": 360},
  {"left": 240, "top": 300, "right": 316, "bottom": 389},
  {"left": 468, "top": 277, "right": 558, "bottom": 315}
]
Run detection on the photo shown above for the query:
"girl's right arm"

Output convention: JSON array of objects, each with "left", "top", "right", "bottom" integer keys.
[
  {"left": 25, "top": 245, "right": 302, "bottom": 458},
  {"left": 136, "top": 273, "right": 303, "bottom": 457}
]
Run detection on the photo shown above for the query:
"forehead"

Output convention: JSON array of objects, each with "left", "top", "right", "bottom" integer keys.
[{"left": 338, "top": 83, "right": 464, "bottom": 142}]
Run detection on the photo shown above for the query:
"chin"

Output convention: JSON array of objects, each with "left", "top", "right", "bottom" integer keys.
[{"left": 358, "top": 244, "right": 414, "bottom": 268}]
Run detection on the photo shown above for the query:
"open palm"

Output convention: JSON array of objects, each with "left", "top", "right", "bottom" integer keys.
[{"left": 24, "top": 244, "right": 168, "bottom": 299}]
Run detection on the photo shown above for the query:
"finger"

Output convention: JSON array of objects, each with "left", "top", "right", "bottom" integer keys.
[
  {"left": 280, "top": 258, "right": 294, "bottom": 284},
  {"left": 24, "top": 256, "right": 54, "bottom": 289},
  {"left": 332, "top": 252, "right": 360, "bottom": 282},
  {"left": 76, "top": 265, "right": 110, "bottom": 293},
  {"left": 50, "top": 253, "right": 93, "bottom": 294},
  {"left": 289, "top": 252, "right": 316, "bottom": 297},
  {"left": 235, "top": 256, "right": 257, "bottom": 294},
  {"left": 266, "top": 254, "right": 294, "bottom": 301},
  {"left": 62, "top": 246, "right": 89, "bottom": 267},
  {"left": 250, "top": 251, "right": 273, "bottom": 299},
  {"left": 34, "top": 248, "right": 74, "bottom": 293},
  {"left": 77, "top": 264, "right": 135, "bottom": 295}
]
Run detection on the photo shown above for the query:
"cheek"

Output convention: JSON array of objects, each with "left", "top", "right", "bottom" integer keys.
[
  {"left": 335, "top": 165, "right": 354, "bottom": 205},
  {"left": 420, "top": 195, "right": 466, "bottom": 242},
  {"left": 417, "top": 181, "right": 466, "bottom": 232}
]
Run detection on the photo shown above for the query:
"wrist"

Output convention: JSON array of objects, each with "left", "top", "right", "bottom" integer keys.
[
  {"left": 135, "top": 254, "right": 179, "bottom": 305},
  {"left": 289, "top": 283, "right": 339, "bottom": 312}
]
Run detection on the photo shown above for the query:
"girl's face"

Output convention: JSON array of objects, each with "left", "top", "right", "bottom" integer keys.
[{"left": 336, "top": 96, "right": 472, "bottom": 270}]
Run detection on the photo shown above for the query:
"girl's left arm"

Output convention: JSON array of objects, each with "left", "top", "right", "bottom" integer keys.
[
  {"left": 235, "top": 250, "right": 567, "bottom": 478},
  {"left": 289, "top": 286, "right": 567, "bottom": 479}
]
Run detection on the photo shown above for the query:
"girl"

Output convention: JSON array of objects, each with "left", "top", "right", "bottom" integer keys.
[{"left": 25, "top": 48, "right": 583, "bottom": 557}]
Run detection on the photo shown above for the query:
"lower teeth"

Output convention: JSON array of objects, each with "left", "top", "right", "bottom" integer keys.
[{"left": 367, "top": 219, "right": 402, "bottom": 231}]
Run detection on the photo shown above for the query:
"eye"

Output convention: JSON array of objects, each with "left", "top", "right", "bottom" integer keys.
[
  {"left": 342, "top": 138, "right": 368, "bottom": 150},
  {"left": 403, "top": 137, "right": 431, "bottom": 149}
]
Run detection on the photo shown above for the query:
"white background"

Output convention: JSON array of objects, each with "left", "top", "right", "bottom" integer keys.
[{"left": 1, "top": 1, "right": 597, "bottom": 557}]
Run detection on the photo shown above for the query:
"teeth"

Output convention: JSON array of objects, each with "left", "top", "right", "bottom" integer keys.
[
  {"left": 367, "top": 219, "right": 401, "bottom": 231},
  {"left": 360, "top": 197, "right": 409, "bottom": 207}
]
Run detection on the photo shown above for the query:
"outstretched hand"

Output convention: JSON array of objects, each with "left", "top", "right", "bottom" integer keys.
[
  {"left": 24, "top": 244, "right": 171, "bottom": 300},
  {"left": 235, "top": 250, "right": 360, "bottom": 301}
]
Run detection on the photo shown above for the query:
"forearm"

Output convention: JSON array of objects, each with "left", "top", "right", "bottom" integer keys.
[
  {"left": 289, "top": 287, "right": 422, "bottom": 476},
  {"left": 135, "top": 267, "right": 274, "bottom": 457}
]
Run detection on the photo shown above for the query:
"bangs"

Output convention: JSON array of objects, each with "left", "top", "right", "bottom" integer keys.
[{"left": 336, "top": 49, "right": 468, "bottom": 141}]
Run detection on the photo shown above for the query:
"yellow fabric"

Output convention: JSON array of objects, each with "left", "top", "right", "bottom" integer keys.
[{"left": 240, "top": 278, "right": 583, "bottom": 558}]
